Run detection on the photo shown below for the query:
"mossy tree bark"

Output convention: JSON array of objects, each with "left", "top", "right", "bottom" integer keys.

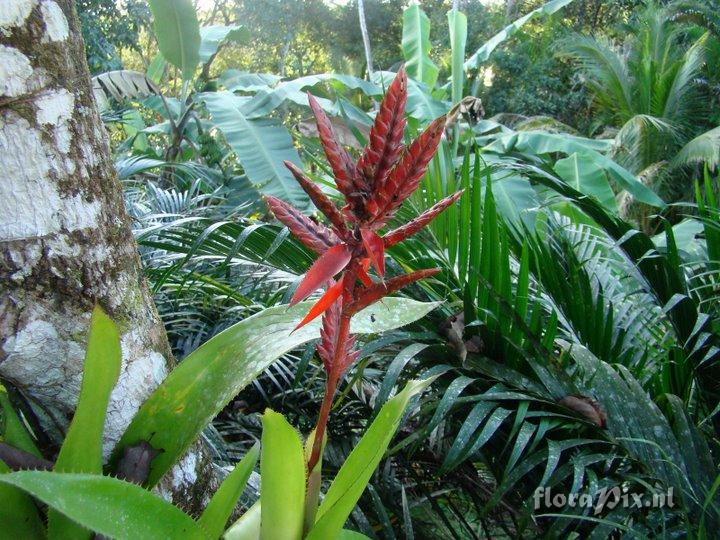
[{"left": 0, "top": 0, "right": 216, "bottom": 513}]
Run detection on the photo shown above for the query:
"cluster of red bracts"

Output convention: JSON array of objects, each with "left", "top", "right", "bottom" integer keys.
[{"left": 265, "top": 67, "right": 463, "bottom": 382}]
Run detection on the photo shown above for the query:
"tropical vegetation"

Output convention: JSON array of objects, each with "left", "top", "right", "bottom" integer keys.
[{"left": 1, "top": 0, "right": 719, "bottom": 538}]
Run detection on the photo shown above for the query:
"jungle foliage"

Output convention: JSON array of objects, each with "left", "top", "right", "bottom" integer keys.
[{"left": 2, "top": 0, "right": 719, "bottom": 538}]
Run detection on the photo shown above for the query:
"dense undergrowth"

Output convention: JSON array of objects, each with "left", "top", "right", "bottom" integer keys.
[{"left": 4, "top": 0, "right": 718, "bottom": 538}]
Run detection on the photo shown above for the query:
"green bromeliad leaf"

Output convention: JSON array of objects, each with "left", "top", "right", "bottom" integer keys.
[
  {"left": 49, "top": 305, "right": 122, "bottom": 539},
  {"left": 114, "top": 298, "right": 440, "bottom": 487},
  {"left": 0, "top": 461, "right": 44, "bottom": 539},
  {"left": 54, "top": 306, "right": 121, "bottom": 474},
  {"left": 199, "top": 444, "right": 259, "bottom": 539},
  {"left": 0, "top": 472, "right": 207, "bottom": 540},
  {"left": 260, "top": 410, "right": 306, "bottom": 540},
  {"left": 0, "top": 387, "right": 44, "bottom": 537}
]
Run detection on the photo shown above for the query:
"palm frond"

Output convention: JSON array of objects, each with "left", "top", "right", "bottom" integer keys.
[{"left": 673, "top": 126, "right": 720, "bottom": 170}]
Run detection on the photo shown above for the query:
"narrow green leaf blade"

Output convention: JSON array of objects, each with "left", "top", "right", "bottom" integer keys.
[
  {"left": 260, "top": 410, "right": 305, "bottom": 540},
  {"left": 50, "top": 305, "right": 122, "bottom": 540},
  {"left": 199, "top": 444, "right": 259, "bottom": 539},
  {"left": 338, "top": 531, "right": 372, "bottom": 540},
  {"left": 55, "top": 306, "right": 121, "bottom": 472},
  {"left": 0, "top": 385, "right": 40, "bottom": 456},
  {"left": 447, "top": 9, "right": 467, "bottom": 105},
  {"left": 464, "top": 0, "right": 576, "bottom": 70}
]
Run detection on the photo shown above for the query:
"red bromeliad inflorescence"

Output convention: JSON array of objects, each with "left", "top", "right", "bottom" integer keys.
[{"left": 264, "top": 67, "right": 463, "bottom": 472}]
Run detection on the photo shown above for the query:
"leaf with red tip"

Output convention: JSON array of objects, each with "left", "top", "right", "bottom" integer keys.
[
  {"left": 358, "top": 258, "right": 373, "bottom": 287},
  {"left": 383, "top": 190, "right": 464, "bottom": 247},
  {"left": 347, "top": 268, "right": 441, "bottom": 315},
  {"left": 294, "top": 277, "right": 345, "bottom": 331},
  {"left": 290, "top": 244, "right": 352, "bottom": 306},
  {"left": 357, "top": 68, "right": 407, "bottom": 188},
  {"left": 307, "top": 93, "right": 367, "bottom": 217},
  {"left": 266, "top": 196, "right": 340, "bottom": 254},
  {"left": 283, "top": 161, "right": 346, "bottom": 234},
  {"left": 360, "top": 228, "right": 385, "bottom": 277},
  {"left": 365, "top": 116, "right": 446, "bottom": 228}
]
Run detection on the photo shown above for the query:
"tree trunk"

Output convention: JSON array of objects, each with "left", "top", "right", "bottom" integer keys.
[
  {"left": 357, "top": 0, "right": 374, "bottom": 77},
  {"left": 0, "top": 0, "right": 215, "bottom": 514}
]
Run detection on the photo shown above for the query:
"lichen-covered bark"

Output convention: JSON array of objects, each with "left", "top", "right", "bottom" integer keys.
[{"left": 0, "top": 0, "right": 216, "bottom": 514}]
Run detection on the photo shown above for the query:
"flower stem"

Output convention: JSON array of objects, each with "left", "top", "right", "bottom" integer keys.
[
  {"left": 307, "top": 311, "right": 351, "bottom": 473},
  {"left": 307, "top": 374, "right": 337, "bottom": 474}
]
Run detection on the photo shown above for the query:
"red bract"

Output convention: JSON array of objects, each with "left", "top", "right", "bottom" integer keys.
[
  {"left": 364, "top": 116, "right": 447, "bottom": 229},
  {"left": 290, "top": 244, "right": 352, "bottom": 306},
  {"left": 284, "top": 160, "right": 347, "bottom": 235},
  {"left": 265, "top": 69, "right": 463, "bottom": 472},
  {"left": 360, "top": 229, "right": 385, "bottom": 277},
  {"left": 383, "top": 190, "right": 465, "bottom": 248},
  {"left": 357, "top": 68, "right": 407, "bottom": 188},
  {"left": 265, "top": 196, "right": 340, "bottom": 254},
  {"left": 347, "top": 268, "right": 441, "bottom": 316},
  {"left": 294, "top": 277, "right": 344, "bottom": 331}
]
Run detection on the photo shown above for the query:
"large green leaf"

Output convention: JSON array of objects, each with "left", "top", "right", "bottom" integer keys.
[
  {"left": 554, "top": 152, "right": 618, "bottom": 212},
  {"left": 402, "top": 5, "right": 439, "bottom": 88},
  {"left": 0, "top": 472, "right": 207, "bottom": 540},
  {"left": 199, "top": 444, "right": 259, "bottom": 539},
  {"left": 114, "top": 298, "right": 439, "bottom": 487},
  {"left": 464, "top": 0, "right": 576, "bottom": 71},
  {"left": 199, "top": 25, "right": 250, "bottom": 63},
  {"left": 239, "top": 74, "right": 379, "bottom": 119},
  {"left": 148, "top": 0, "right": 200, "bottom": 80},
  {"left": 372, "top": 72, "right": 448, "bottom": 122},
  {"left": 49, "top": 305, "right": 122, "bottom": 540},
  {"left": 200, "top": 91, "right": 309, "bottom": 211},
  {"left": 447, "top": 9, "right": 467, "bottom": 105},
  {"left": 220, "top": 70, "right": 281, "bottom": 93},
  {"left": 481, "top": 130, "right": 664, "bottom": 207},
  {"left": 260, "top": 410, "right": 305, "bottom": 540},
  {"left": 490, "top": 174, "right": 539, "bottom": 228},
  {"left": 306, "top": 378, "right": 435, "bottom": 540}
]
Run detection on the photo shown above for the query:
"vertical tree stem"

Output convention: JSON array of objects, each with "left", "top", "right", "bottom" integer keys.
[{"left": 358, "top": 0, "right": 374, "bottom": 77}]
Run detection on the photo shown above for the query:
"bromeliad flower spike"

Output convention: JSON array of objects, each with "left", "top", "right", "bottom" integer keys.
[{"left": 265, "top": 67, "right": 463, "bottom": 473}]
